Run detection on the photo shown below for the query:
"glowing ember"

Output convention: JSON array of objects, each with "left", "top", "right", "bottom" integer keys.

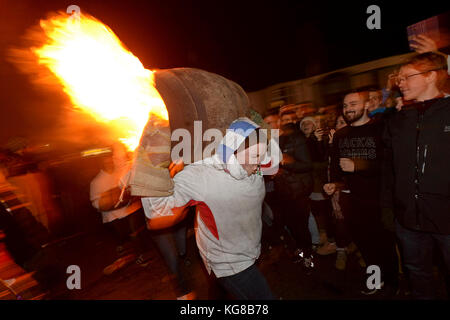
[{"left": 32, "top": 12, "right": 168, "bottom": 150}]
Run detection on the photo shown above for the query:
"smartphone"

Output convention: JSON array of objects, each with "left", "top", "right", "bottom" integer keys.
[{"left": 407, "top": 11, "right": 450, "bottom": 51}]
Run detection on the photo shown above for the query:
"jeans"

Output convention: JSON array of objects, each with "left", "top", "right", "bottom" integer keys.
[
  {"left": 216, "top": 264, "right": 275, "bottom": 300},
  {"left": 396, "top": 220, "right": 450, "bottom": 299},
  {"left": 150, "top": 218, "right": 190, "bottom": 296},
  {"left": 150, "top": 221, "right": 187, "bottom": 275}
]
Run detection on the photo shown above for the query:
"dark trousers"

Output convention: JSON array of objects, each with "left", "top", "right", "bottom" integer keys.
[
  {"left": 279, "top": 194, "right": 312, "bottom": 255},
  {"left": 334, "top": 217, "right": 352, "bottom": 249},
  {"left": 340, "top": 193, "right": 399, "bottom": 286},
  {"left": 330, "top": 191, "right": 352, "bottom": 248},
  {"left": 396, "top": 220, "right": 450, "bottom": 299},
  {"left": 215, "top": 264, "right": 275, "bottom": 300},
  {"left": 261, "top": 191, "right": 287, "bottom": 246},
  {"left": 108, "top": 209, "right": 151, "bottom": 254},
  {"left": 310, "top": 199, "right": 334, "bottom": 239}
]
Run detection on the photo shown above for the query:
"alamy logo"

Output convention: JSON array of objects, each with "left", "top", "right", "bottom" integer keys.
[
  {"left": 66, "top": 265, "right": 81, "bottom": 290},
  {"left": 67, "top": 5, "right": 81, "bottom": 22},
  {"left": 366, "top": 265, "right": 381, "bottom": 290},
  {"left": 366, "top": 5, "right": 381, "bottom": 30},
  {"left": 444, "top": 125, "right": 450, "bottom": 132}
]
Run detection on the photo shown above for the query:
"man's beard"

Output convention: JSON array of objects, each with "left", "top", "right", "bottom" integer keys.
[{"left": 344, "top": 109, "right": 365, "bottom": 124}]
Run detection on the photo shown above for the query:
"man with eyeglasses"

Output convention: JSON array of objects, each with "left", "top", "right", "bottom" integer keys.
[{"left": 382, "top": 52, "right": 450, "bottom": 299}]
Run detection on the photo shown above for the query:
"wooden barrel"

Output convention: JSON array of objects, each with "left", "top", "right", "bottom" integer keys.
[
  {"left": 154, "top": 67, "right": 251, "bottom": 147},
  {"left": 128, "top": 68, "right": 266, "bottom": 197}
]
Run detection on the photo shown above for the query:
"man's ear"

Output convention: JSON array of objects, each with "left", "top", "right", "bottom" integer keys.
[
  {"left": 425, "top": 70, "right": 437, "bottom": 85},
  {"left": 364, "top": 100, "right": 370, "bottom": 111}
]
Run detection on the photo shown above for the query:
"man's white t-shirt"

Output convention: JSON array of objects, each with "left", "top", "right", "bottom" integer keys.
[{"left": 90, "top": 166, "right": 140, "bottom": 223}]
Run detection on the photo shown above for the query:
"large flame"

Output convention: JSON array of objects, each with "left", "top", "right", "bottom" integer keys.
[{"left": 32, "top": 12, "right": 168, "bottom": 150}]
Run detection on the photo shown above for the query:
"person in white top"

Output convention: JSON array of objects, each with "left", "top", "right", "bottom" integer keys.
[
  {"left": 90, "top": 143, "right": 141, "bottom": 223},
  {"left": 142, "top": 118, "right": 279, "bottom": 300},
  {"left": 90, "top": 142, "right": 150, "bottom": 272}
]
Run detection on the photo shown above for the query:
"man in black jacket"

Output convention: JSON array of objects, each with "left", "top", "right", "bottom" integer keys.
[
  {"left": 274, "top": 122, "right": 314, "bottom": 271},
  {"left": 383, "top": 52, "right": 450, "bottom": 299}
]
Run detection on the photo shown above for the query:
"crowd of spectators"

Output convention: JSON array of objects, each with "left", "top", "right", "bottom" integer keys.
[{"left": 262, "top": 35, "right": 450, "bottom": 299}]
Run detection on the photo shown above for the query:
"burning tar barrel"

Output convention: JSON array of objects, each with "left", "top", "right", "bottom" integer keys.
[
  {"left": 127, "top": 68, "right": 264, "bottom": 197},
  {"left": 154, "top": 68, "right": 250, "bottom": 136}
]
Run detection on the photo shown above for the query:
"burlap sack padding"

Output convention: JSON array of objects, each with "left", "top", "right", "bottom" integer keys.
[
  {"left": 129, "top": 160, "right": 173, "bottom": 197},
  {"left": 128, "top": 115, "right": 174, "bottom": 197}
]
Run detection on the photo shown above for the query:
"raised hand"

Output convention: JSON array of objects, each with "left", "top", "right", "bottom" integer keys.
[{"left": 410, "top": 34, "right": 438, "bottom": 53}]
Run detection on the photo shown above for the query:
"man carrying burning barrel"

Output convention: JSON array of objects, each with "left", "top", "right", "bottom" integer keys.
[{"left": 141, "top": 118, "right": 278, "bottom": 300}]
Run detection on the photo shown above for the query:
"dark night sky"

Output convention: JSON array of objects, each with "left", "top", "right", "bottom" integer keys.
[{"left": 1, "top": 0, "right": 449, "bottom": 147}]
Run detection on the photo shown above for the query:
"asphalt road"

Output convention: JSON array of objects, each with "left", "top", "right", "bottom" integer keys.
[
  {"left": 1, "top": 211, "right": 448, "bottom": 301},
  {"left": 40, "top": 222, "right": 447, "bottom": 300}
]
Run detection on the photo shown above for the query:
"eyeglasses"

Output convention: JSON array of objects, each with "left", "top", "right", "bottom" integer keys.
[{"left": 395, "top": 68, "right": 443, "bottom": 85}]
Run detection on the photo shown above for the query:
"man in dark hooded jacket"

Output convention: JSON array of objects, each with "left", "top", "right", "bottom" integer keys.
[
  {"left": 274, "top": 122, "right": 314, "bottom": 271},
  {"left": 382, "top": 52, "right": 450, "bottom": 299}
]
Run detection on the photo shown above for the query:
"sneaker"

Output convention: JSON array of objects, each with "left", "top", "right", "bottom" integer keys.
[
  {"left": 303, "top": 256, "right": 314, "bottom": 269},
  {"left": 293, "top": 249, "right": 315, "bottom": 274},
  {"left": 335, "top": 249, "right": 347, "bottom": 271},
  {"left": 316, "top": 241, "right": 337, "bottom": 255},
  {"left": 303, "top": 257, "right": 315, "bottom": 275}
]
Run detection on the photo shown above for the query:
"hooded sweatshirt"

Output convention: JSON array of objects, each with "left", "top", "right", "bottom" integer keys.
[{"left": 141, "top": 118, "right": 280, "bottom": 277}]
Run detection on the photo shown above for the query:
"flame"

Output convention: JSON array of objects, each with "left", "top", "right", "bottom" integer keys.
[{"left": 31, "top": 12, "right": 168, "bottom": 151}]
